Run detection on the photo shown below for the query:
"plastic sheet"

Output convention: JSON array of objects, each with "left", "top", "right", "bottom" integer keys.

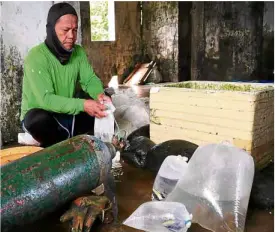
[
  {"left": 166, "top": 142, "right": 255, "bottom": 232},
  {"left": 123, "top": 201, "right": 192, "bottom": 232}
]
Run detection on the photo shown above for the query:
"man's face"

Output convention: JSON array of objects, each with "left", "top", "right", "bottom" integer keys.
[{"left": 55, "top": 14, "right": 78, "bottom": 50}]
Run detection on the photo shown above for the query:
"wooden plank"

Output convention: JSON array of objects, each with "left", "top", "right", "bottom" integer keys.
[
  {"left": 151, "top": 108, "right": 255, "bottom": 122},
  {"left": 150, "top": 96, "right": 273, "bottom": 112},
  {"left": 154, "top": 116, "right": 272, "bottom": 134},
  {"left": 152, "top": 117, "right": 272, "bottom": 140},
  {"left": 151, "top": 113, "right": 273, "bottom": 131},
  {"left": 150, "top": 87, "right": 259, "bottom": 102},
  {"left": 122, "top": 63, "right": 142, "bottom": 83},
  {"left": 152, "top": 83, "right": 274, "bottom": 101},
  {"left": 0, "top": 146, "right": 43, "bottom": 166},
  {"left": 124, "top": 63, "right": 150, "bottom": 86},
  {"left": 151, "top": 106, "right": 273, "bottom": 123},
  {"left": 151, "top": 130, "right": 273, "bottom": 170},
  {"left": 150, "top": 124, "right": 273, "bottom": 150},
  {"left": 150, "top": 132, "right": 207, "bottom": 146},
  {"left": 151, "top": 124, "right": 237, "bottom": 144}
]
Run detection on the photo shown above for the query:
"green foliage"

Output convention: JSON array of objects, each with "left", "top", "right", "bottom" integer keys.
[{"left": 90, "top": 1, "right": 109, "bottom": 41}]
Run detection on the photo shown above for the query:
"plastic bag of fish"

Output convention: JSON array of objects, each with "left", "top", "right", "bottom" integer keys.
[
  {"left": 94, "top": 102, "right": 116, "bottom": 143},
  {"left": 123, "top": 201, "right": 192, "bottom": 232}
]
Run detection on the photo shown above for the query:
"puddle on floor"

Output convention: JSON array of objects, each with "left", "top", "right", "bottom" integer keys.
[{"left": 10, "top": 161, "right": 274, "bottom": 232}]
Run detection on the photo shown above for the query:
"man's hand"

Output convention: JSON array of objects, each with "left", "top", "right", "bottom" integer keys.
[
  {"left": 84, "top": 100, "right": 106, "bottom": 118},
  {"left": 97, "top": 93, "right": 112, "bottom": 104}
]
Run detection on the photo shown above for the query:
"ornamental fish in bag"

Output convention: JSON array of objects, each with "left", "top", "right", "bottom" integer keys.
[
  {"left": 123, "top": 201, "right": 193, "bottom": 232},
  {"left": 166, "top": 142, "right": 255, "bottom": 232}
]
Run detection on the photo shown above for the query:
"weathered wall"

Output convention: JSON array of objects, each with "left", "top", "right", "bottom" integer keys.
[
  {"left": 262, "top": 1, "right": 274, "bottom": 81},
  {"left": 178, "top": 2, "right": 192, "bottom": 82},
  {"left": 191, "top": 2, "right": 264, "bottom": 81},
  {"left": 0, "top": 1, "right": 82, "bottom": 145},
  {"left": 80, "top": 1, "right": 141, "bottom": 86},
  {"left": 0, "top": 2, "right": 52, "bottom": 145},
  {"left": 142, "top": 2, "right": 179, "bottom": 82}
]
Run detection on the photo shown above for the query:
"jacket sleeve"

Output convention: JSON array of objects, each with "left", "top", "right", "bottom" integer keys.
[
  {"left": 78, "top": 47, "right": 104, "bottom": 100},
  {"left": 24, "top": 54, "right": 85, "bottom": 114}
]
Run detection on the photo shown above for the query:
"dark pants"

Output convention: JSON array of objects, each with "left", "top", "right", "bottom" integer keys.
[{"left": 23, "top": 108, "right": 95, "bottom": 147}]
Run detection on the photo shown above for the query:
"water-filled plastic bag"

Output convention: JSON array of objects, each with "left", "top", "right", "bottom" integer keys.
[{"left": 166, "top": 143, "right": 255, "bottom": 232}]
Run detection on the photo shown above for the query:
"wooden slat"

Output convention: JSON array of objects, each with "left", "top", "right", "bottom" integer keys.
[
  {"left": 150, "top": 96, "right": 273, "bottom": 112},
  {"left": 150, "top": 133, "right": 207, "bottom": 146},
  {"left": 151, "top": 106, "right": 273, "bottom": 124},
  {"left": 155, "top": 116, "right": 273, "bottom": 134},
  {"left": 0, "top": 146, "right": 43, "bottom": 166},
  {"left": 151, "top": 85, "right": 274, "bottom": 102},
  {"left": 151, "top": 108, "right": 255, "bottom": 122},
  {"left": 151, "top": 117, "right": 273, "bottom": 140},
  {"left": 150, "top": 87, "right": 259, "bottom": 102},
  {"left": 151, "top": 124, "right": 236, "bottom": 144},
  {"left": 150, "top": 124, "right": 273, "bottom": 150}
]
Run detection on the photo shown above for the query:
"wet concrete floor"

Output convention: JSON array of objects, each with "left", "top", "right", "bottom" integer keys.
[{"left": 17, "top": 160, "right": 274, "bottom": 232}]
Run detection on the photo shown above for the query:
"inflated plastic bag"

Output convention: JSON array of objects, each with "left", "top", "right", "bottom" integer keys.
[
  {"left": 123, "top": 201, "right": 192, "bottom": 232},
  {"left": 152, "top": 155, "right": 188, "bottom": 201},
  {"left": 166, "top": 142, "right": 255, "bottom": 232},
  {"left": 111, "top": 88, "right": 149, "bottom": 136},
  {"left": 94, "top": 102, "right": 116, "bottom": 143}
]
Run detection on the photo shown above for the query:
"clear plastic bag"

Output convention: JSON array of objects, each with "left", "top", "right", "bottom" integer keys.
[
  {"left": 94, "top": 102, "right": 116, "bottom": 143},
  {"left": 111, "top": 88, "right": 149, "bottom": 137},
  {"left": 123, "top": 201, "right": 192, "bottom": 232},
  {"left": 152, "top": 155, "right": 188, "bottom": 201},
  {"left": 166, "top": 142, "right": 255, "bottom": 232}
]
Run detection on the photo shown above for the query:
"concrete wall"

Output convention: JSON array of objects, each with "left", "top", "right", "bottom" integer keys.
[
  {"left": 191, "top": 2, "right": 265, "bottom": 81},
  {"left": 80, "top": 1, "right": 141, "bottom": 86},
  {"left": 142, "top": 2, "right": 179, "bottom": 83},
  {"left": 1, "top": 1, "right": 52, "bottom": 145},
  {"left": 141, "top": 2, "right": 272, "bottom": 82},
  {"left": 263, "top": 1, "right": 274, "bottom": 81},
  {"left": 178, "top": 2, "right": 192, "bottom": 82},
  {"left": 0, "top": 1, "right": 81, "bottom": 145}
]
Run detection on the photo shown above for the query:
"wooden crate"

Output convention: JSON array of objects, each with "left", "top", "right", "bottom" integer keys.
[{"left": 150, "top": 81, "right": 274, "bottom": 169}]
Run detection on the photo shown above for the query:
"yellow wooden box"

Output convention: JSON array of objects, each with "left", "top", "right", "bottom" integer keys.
[{"left": 149, "top": 81, "right": 274, "bottom": 169}]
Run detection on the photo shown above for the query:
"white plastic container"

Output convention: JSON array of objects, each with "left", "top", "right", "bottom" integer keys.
[
  {"left": 123, "top": 201, "right": 192, "bottom": 232},
  {"left": 166, "top": 142, "right": 255, "bottom": 232},
  {"left": 152, "top": 155, "right": 189, "bottom": 201}
]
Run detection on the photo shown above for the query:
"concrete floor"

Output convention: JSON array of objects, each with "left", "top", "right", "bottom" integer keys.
[{"left": 17, "top": 161, "right": 274, "bottom": 232}]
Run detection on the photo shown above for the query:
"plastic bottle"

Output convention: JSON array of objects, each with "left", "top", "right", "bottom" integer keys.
[{"left": 152, "top": 155, "right": 189, "bottom": 201}]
